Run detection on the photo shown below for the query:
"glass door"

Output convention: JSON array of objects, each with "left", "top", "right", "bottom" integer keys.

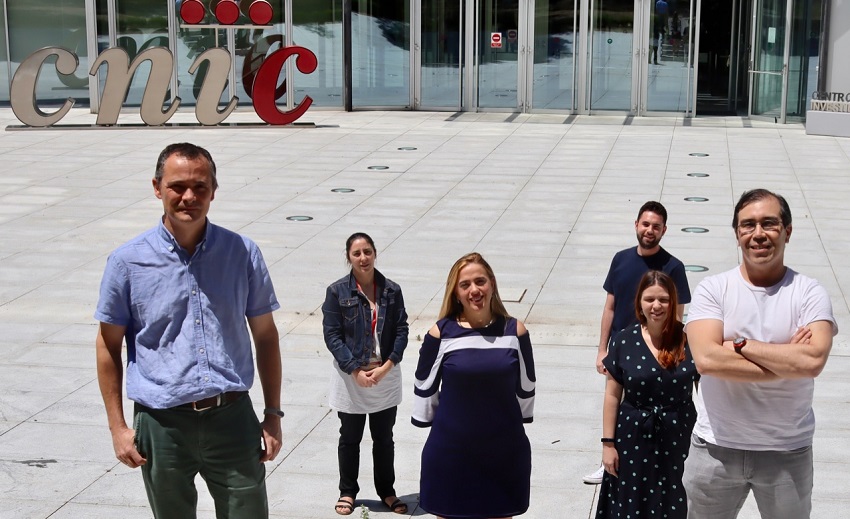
[
  {"left": 476, "top": 0, "right": 522, "bottom": 109},
  {"left": 587, "top": 0, "right": 635, "bottom": 111},
  {"left": 417, "top": 0, "right": 464, "bottom": 109},
  {"left": 531, "top": 0, "right": 577, "bottom": 110},
  {"left": 749, "top": 0, "right": 791, "bottom": 121},
  {"left": 641, "top": 0, "right": 696, "bottom": 114}
]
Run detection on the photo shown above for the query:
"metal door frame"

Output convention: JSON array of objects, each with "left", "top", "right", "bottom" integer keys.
[
  {"left": 471, "top": 0, "right": 532, "bottom": 112},
  {"left": 412, "top": 0, "right": 464, "bottom": 110},
  {"left": 636, "top": 0, "right": 698, "bottom": 116},
  {"left": 748, "top": 0, "right": 793, "bottom": 122},
  {"left": 584, "top": 0, "right": 641, "bottom": 114}
]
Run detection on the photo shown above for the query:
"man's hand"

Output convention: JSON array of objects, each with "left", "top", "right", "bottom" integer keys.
[
  {"left": 260, "top": 417, "right": 282, "bottom": 462},
  {"left": 111, "top": 425, "right": 146, "bottom": 468},
  {"left": 790, "top": 326, "right": 812, "bottom": 344},
  {"left": 596, "top": 350, "right": 608, "bottom": 375}
]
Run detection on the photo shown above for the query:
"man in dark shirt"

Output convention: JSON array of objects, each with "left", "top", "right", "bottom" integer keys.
[{"left": 583, "top": 200, "right": 691, "bottom": 484}]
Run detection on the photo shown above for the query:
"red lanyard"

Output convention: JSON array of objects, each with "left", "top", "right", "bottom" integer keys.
[{"left": 356, "top": 282, "right": 378, "bottom": 335}]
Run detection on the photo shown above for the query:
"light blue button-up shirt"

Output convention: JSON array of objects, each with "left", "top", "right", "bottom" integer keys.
[{"left": 95, "top": 219, "right": 279, "bottom": 409}]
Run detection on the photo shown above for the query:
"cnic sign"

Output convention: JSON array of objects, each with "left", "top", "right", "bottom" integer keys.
[{"left": 10, "top": 0, "right": 317, "bottom": 128}]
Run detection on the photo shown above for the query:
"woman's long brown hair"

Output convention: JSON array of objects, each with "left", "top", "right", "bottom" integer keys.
[{"left": 634, "top": 270, "right": 686, "bottom": 369}]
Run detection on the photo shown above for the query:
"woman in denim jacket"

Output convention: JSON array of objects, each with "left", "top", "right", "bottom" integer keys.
[{"left": 322, "top": 232, "right": 409, "bottom": 516}]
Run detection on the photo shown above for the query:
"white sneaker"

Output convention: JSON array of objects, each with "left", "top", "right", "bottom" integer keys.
[{"left": 582, "top": 464, "right": 605, "bottom": 485}]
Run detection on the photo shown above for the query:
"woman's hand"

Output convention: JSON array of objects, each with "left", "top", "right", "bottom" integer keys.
[
  {"left": 364, "top": 360, "right": 395, "bottom": 385},
  {"left": 602, "top": 443, "right": 619, "bottom": 478},
  {"left": 352, "top": 368, "right": 375, "bottom": 387}
]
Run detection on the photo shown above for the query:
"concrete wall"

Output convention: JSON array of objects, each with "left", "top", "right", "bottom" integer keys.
[{"left": 827, "top": 0, "right": 850, "bottom": 92}]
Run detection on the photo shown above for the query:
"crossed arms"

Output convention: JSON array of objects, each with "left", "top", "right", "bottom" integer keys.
[{"left": 687, "top": 319, "right": 833, "bottom": 382}]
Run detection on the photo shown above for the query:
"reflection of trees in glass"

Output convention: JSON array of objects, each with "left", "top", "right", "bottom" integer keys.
[
  {"left": 295, "top": 1, "right": 342, "bottom": 40},
  {"left": 375, "top": 18, "right": 407, "bottom": 49},
  {"left": 537, "top": 2, "right": 575, "bottom": 60},
  {"left": 354, "top": 0, "right": 408, "bottom": 50},
  {"left": 7, "top": 0, "right": 86, "bottom": 60},
  {"left": 114, "top": 0, "right": 167, "bottom": 32}
]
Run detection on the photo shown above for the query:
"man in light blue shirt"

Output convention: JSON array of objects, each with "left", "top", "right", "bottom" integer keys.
[{"left": 95, "top": 142, "right": 282, "bottom": 518}]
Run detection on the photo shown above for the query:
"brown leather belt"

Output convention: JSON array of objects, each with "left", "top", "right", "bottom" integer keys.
[{"left": 177, "top": 391, "right": 247, "bottom": 411}]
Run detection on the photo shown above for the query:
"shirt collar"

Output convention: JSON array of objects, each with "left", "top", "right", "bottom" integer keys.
[{"left": 156, "top": 217, "right": 213, "bottom": 254}]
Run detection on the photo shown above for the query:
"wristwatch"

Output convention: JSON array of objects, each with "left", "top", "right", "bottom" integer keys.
[
  {"left": 733, "top": 337, "right": 747, "bottom": 354},
  {"left": 263, "top": 407, "right": 285, "bottom": 418}
]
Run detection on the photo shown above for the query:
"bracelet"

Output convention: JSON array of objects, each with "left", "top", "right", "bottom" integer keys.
[
  {"left": 263, "top": 407, "right": 285, "bottom": 418},
  {"left": 601, "top": 437, "right": 616, "bottom": 443}
]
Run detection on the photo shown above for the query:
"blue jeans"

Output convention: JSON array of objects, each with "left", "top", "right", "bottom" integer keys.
[
  {"left": 682, "top": 434, "right": 813, "bottom": 519},
  {"left": 134, "top": 395, "right": 268, "bottom": 519}
]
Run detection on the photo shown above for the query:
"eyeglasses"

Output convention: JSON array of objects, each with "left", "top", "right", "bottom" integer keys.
[{"left": 737, "top": 218, "right": 784, "bottom": 235}]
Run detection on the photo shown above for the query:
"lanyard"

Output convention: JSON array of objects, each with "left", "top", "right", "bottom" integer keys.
[{"left": 356, "top": 281, "right": 378, "bottom": 336}]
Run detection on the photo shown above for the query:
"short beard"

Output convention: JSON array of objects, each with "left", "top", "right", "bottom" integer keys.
[{"left": 638, "top": 235, "right": 660, "bottom": 251}]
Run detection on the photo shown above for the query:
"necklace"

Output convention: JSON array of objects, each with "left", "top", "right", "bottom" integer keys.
[{"left": 459, "top": 316, "right": 495, "bottom": 328}]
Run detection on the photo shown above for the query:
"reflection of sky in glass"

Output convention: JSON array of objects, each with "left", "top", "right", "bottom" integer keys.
[{"left": 1, "top": 0, "right": 819, "bottom": 116}]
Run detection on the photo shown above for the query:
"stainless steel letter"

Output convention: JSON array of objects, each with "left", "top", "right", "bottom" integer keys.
[
  {"left": 190, "top": 48, "right": 238, "bottom": 126},
  {"left": 10, "top": 47, "right": 78, "bottom": 127},
  {"left": 90, "top": 47, "right": 181, "bottom": 125}
]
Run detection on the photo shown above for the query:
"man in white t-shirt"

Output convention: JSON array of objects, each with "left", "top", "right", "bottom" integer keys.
[{"left": 684, "top": 189, "right": 837, "bottom": 519}]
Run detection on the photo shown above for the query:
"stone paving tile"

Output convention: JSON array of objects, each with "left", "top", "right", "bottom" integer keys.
[{"left": 0, "top": 108, "right": 848, "bottom": 518}]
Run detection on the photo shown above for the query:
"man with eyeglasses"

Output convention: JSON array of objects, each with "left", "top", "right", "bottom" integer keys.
[
  {"left": 583, "top": 200, "right": 691, "bottom": 484},
  {"left": 683, "top": 188, "right": 837, "bottom": 518}
]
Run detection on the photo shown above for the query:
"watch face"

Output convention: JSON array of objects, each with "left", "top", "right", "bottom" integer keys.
[{"left": 733, "top": 337, "right": 746, "bottom": 347}]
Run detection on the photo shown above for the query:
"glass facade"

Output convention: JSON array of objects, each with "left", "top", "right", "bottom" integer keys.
[
  {"left": 477, "top": 0, "right": 519, "bottom": 109},
  {"left": 352, "top": 0, "right": 410, "bottom": 107},
  {"left": 6, "top": 0, "right": 89, "bottom": 105},
  {"left": 532, "top": 0, "right": 576, "bottom": 110},
  {"left": 293, "top": 0, "right": 343, "bottom": 107},
  {"left": 645, "top": 0, "right": 694, "bottom": 112},
  {"left": 589, "top": 0, "right": 634, "bottom": 111},
  {"left": 786, "top": 0, "right": 820, "bottom": 119},
  {"left": 232, "top": 3, "right": 287, "bottom": 108},
  {"left": 0, "top": 0, "right": 828, "bottom": 121},
  {"left": 0, "top": 6, "right": 8, "bottom": 102},
  {"left": 421, "top": 0, "right": 463, "bottom": 108},
  {"left": 111, "top": 0, "right": 170, "bottom": 106},
  {"left": 751, "top": 0, "right": 787, "bottom": 117}
]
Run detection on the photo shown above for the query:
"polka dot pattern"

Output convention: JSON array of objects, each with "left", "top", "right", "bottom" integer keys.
[{"left": 596, "top": 324, "right": 700, "bottom": 518}]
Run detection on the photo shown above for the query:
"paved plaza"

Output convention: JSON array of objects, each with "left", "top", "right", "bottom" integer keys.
[{"left": 1, "top": 107, "right": 848, "bottom": 518}]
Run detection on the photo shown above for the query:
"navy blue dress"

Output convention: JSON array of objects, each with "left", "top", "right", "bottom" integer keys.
[
  {"left": 596, "top": 324, "right": 699, "bottom": 519},
  {"left": 412, "top": 317, "right": 535, "bottom": 519}
]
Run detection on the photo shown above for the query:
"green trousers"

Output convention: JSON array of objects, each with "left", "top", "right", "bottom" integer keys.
[{"left": 134, "top": 394, "right": 268, "bottom": 519}]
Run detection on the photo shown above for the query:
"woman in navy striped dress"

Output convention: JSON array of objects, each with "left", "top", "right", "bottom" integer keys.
[{"left": 413, "top": 252, "right": 536, "bottom": 519}]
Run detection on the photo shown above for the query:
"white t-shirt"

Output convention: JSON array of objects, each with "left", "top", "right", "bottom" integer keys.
[{"left": 687, "top": 267, "right": 837, "bottom": 450}]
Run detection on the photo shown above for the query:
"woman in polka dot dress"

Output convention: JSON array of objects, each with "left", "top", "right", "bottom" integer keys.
[{"left": 595, "top": 270, "right": 699, "bottom": 519}]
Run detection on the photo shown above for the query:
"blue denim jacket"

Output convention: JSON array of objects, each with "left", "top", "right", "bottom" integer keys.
[{"left": 322, "top": 269, "right": 409, "bottom": 374}]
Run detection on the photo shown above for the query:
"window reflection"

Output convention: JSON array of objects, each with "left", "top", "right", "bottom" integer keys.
[
  {"left": 533, "top": 0, "right": 575, "bottom": 110},
  {"left": 646, "top": 0, "right": 693, "bottom": 112},
  {"left": 590, "top": 0, "right": 634, "bottom": 110},
  {"left": 293, "top": 0, "right": 343, "bottom": 107},
  {"left": 352, "top": 0, "right": 410, "bottom": 107},
  {"left": 7, "top": 0, "right": 89, "bottom": 105}
]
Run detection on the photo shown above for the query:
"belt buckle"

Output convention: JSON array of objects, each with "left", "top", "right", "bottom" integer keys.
[{"left": 192, "top": 394, "right": 221, "bottom": 411}]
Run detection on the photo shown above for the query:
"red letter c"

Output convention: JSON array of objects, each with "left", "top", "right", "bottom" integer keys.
[{"left": 252, "top": 46, "right": 318, "bottom": 125}]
